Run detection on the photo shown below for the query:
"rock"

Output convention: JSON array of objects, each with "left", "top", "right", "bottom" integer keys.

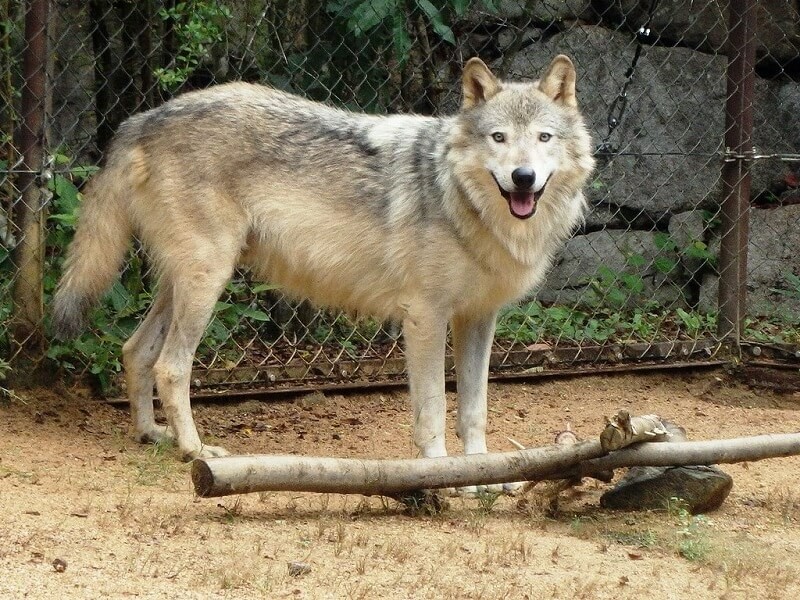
[
  {"left": 287, "top": 561, "right": 312, "bottom": 577},
  {"left": 610, "top": 0, "right": 800, "bottom": 65},
  {"left": 600, "top": 465, "right": 733, "bottom": 514},
  {"left": 52, "top": 558, "right": 68, "bottom": 573},
  {"left": 698, "top": 272, "right": 720, "bottom": 316},
  {"left": 698, "top": 204, "right": 800, "bottom": 317},
  {"left": 745, "top": 204, "right": 800, "bottom": 318},
  {"left": 469, "top": 0, "right": 591, "bottom": 23}
]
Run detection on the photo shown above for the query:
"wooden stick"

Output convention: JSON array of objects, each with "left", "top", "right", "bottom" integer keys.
[
  {"left": 192, "top": 441, "right": 608, "bottom": 498},
  {"left": 191, "top": 432, "right": 800, "bottom": 498}
]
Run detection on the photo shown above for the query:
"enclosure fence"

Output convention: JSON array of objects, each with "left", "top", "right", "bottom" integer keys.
[{"left": 1, "top": 0, "right": 799, "bottom": 396}]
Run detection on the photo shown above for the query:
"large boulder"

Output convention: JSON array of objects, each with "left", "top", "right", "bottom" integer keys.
[
  {"left": 699, "top": 204, "right": 800, "bottom": 317},
  {"left": 607, "top": 0, "right": 800, "bottom": 65},
  {"left": 472, "top": 0, "right": 591, "bottom": 22}
]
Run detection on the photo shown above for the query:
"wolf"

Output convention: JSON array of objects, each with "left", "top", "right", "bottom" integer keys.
[{"left": 53, "top": 55, "right": 594, "bottom": 490}]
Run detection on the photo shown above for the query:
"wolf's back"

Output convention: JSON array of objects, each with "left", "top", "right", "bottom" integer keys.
[{"left": 51, "top": 146, "right": 141, "bottom": 339}]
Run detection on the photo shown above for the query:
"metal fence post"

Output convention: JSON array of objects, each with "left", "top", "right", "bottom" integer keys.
[
  {"left": 717, "top": 0, "right": 757, "bottom": 347},
  {"left": 11, "top": 0, "right": 49, "bottom": 349}
]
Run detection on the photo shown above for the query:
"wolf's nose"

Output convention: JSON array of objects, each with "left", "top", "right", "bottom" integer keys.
[{"left": 511, "top": 167, "right": 535, "bottom": 190}]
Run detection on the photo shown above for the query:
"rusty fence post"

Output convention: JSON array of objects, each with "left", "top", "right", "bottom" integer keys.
[
  {"left": 11, "top": 0, "right": 49, "bottom": 350},
  {"left": 717, "top": 0, "right": 756, "bottom": 348}
]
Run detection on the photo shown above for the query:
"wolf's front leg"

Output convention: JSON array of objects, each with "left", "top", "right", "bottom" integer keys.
[
  {"left": 452, "top": 313, "right": 495, "bottom": 454},
  {"left": 403, "top": 312, "right": 448, "bottom": 459},
  {"left": 453, "top": 312, "right": 521, "bottom": 495}
]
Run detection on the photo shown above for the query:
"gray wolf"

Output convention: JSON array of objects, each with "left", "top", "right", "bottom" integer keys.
[{"left": 53, "top": 55, "right": 594, "bottom": 490}]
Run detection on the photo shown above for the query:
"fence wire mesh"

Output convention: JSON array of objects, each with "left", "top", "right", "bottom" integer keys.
[{"left": 1, "top": 0, "right": 798, "bottom": 395}]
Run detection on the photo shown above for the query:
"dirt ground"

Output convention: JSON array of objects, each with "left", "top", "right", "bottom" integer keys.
[{"left": 2, "top": 368, "right": 800, "bottom": 599}]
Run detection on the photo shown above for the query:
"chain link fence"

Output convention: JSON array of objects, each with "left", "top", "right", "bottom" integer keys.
[{"left": 1, "top": 0, "right": 799, "bottom": 396}]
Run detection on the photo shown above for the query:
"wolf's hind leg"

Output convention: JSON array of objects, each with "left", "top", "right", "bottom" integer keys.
[
  {"left": 403, "top": 309, "right": 449, "bottom": 459},
  {"left": 122, "top": 281, "right": 174, "bottom": 445},
  {"left": 153, "top": 256, "right": 238, "bottom": 461}
]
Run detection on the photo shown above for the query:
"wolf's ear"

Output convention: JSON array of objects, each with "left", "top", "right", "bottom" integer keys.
[
  {"left": 462, "top": 58, "right": 501, "bottom": 108},
  {"left": 538, "top": 55, "right": 577, "bottom": 107}
]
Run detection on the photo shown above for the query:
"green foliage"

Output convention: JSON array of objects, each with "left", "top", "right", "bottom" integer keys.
[
  {"left": 154, "top": 1, "right": 232, "bottom": 91},
  {"left": 308, "top": 314, "right": 384, "bottom": 360},
  {"left": 327, "top": 0, "right": 468, "bottom": 64},
  {"left": 675, "top": 308, "right": 716, "bottom": 338},
  {"left": 497, "top": 300, "right": 719, "bottom": 346},
  {"left": 770, "top": 272, "right": 800, "bottom": 301},
  {"left": 199, "top": 280, "right": 273, "bottom": 361},
  {"left": 586, "top": 264, "right": 647, "bottom": 311},
  {"left": 669, "top": 498, "right": 712, "bottom": 562},
  {"left": 250, "top": 0, "right": 497, "bottom": 111}
]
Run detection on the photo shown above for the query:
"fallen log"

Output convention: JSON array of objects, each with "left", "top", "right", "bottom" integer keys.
[{"left": 191, "top": 432, "right": 800, "bottom": 498}]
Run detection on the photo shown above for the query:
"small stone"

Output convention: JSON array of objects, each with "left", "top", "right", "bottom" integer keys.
[
  {"left": 287, "top": 561, "right": 311, "bottom": 577},
  {"left": 52, "top": 558, "right": 67, "bottom": 573},
  {"left": 600, "top": 465, "right": 733, "bottom": 514}
]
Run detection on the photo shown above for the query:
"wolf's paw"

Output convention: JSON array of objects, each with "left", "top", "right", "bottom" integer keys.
[
  {"left": 181, "top": 444, "right": 230, "bottom": 462},
  {"left": 134, "top": 424, "right": 175, "bottom": 446},
  {"left": 456, "top": 483, "right": 504, "bottom": 497},
  {"left": 457, "top": 482, "right": 525, "bottom": 497},
  {"left": 500, "top": 481, "right": 526, "bottom": 495}
]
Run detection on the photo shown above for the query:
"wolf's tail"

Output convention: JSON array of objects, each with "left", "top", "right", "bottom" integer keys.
[{"left": 51, "top": 149, "right": 140, "bottom": 340}]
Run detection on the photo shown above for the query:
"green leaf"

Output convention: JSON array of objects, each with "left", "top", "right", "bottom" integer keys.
[
  {"left": 240, "top": 307, "right": 270, "bottom": 322},
  {"left": 654, "top": 232, "right": 677, "bottom": 252},
  {"left": 69, "top": 164, "right": 100, "bottom": 178},
  {"left": 626, "top": 253, "right": 647, "bottom": 268},
  {"left": 683, "top": 240, "right": 709, "bottom": 258},
  {"left": 348, "top": 0, "right": 395, "bottom": 35},
  {"left": 620, "top": 273, "right": 644, "bottom": 293},
  {"left": 416, "top": 0, "right": 455, "bottom": 44},
  {"left": 451, "top": 0, "right": 470, "bottom": 17},
  {"left": 214, "top": 301, "right": 234, "bottom": 313},
  {"left": 251, "top": 283, "right": 282, "bottom": 293},
  {"left": 392, "top": 10, "right": 413, "bottom": 64},
  {"left": 49, "top": 213, "right": 78, "bottom": 227},
  {"left": 51, "top": 175, "right": 82, "bottom": 213},
  {"left": 654, "top": 257, "right": 678, "bottom": 274},
  {"left": 108, "top": 281, "right": 132, "bottom": 313},
  {"left": 595, "top": 266, "right": 617, "bottom": 285}
]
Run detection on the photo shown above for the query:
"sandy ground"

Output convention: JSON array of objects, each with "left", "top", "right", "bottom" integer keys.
[{"left": 2, "top": 368, "right": 800, "bottom": 599}]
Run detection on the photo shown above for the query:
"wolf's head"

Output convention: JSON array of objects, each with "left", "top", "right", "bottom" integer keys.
[{"left": 450, "top": 55, "right": 594, "bottom": 224}]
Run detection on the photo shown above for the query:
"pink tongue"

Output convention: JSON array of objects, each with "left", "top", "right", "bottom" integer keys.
[{"left": 509, "top": 192, "right": 535, "bottom": 217}]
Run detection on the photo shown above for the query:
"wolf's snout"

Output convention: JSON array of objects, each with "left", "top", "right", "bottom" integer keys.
[{"left": 511, "top": 167, "right": 535, "bottom": 190}]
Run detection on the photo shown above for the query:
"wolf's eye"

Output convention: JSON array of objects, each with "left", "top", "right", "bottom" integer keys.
[
  {"left": 491, "top": 132, "right": 505, "bottom": 143},
  {"left": 539, "top": 132, "right": 552, "bottom": 142}
]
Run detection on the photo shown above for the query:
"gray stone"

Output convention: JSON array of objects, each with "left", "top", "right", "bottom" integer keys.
[
  {"left": 287, "top": 561, "right": 312, "bottom": 577},
  {"left": 600, "top": 465, "right": 733, "bottom": 514},
  {"left": 611, "top": 0, "right": 800, "bottom": 64},
  {"left": 698, "top": 272, "right": 719, "bottom": 315},
  {"left": 471, "top": 0, "right": 591, "bottom": 23},
  {"left": 537, "top": 229, "right": 686, "bottom": 308},
  {"left": 698, "top": 204, "right": 800, "bottom": 317},
  {"left": 746, "top": 204, "right": 800, "bottom": 318}
]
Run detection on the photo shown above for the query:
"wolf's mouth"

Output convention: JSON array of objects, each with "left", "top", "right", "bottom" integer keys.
[{"left": 491, "top": 174, "right": 547, "bottom": 220}]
